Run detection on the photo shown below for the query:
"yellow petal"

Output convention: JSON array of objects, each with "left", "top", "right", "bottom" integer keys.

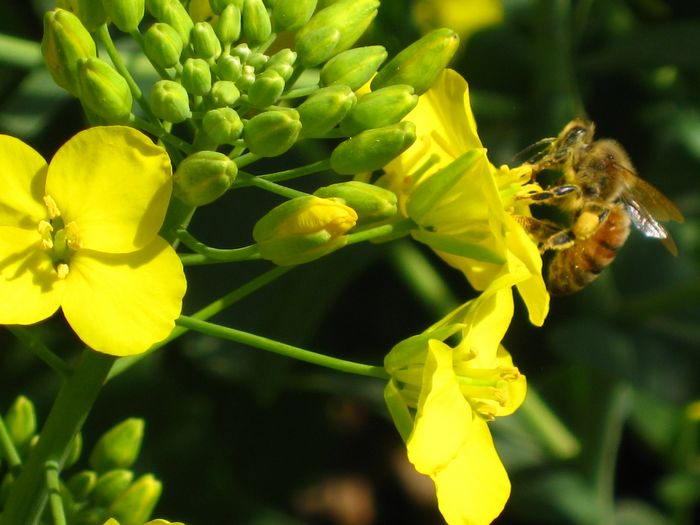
[
  {"left": 433, "top": 417, "right": 510, "bottom": 525},
  {"left": 0, "top": 226, "right": 63, "bottom": 324},
  {"left": 61, "top": 237, "right": 186, "bottom": 356},
  {"left": 408, "top": 340, "right": 472, "bottom": 474},
  {"left": 463, "top": 285, "right": 514, "bottom": 366},
  {"left": 0, "top": 135, "right": 49, "bottom": 227},
  {"left": 494, "top": 346, "right": 527, "bottom": 416},
  {"left": 45, "top": 126, "right": 172, "bottom": 253}
]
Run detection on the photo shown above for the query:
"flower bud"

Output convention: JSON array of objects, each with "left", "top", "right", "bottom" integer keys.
[
  {"left": 295, "top": 0, "right": 379, "bottom": 67},
  {"left": 143, "top": 23, "right": 183, "bottom": 68},
  {"left": 237, "top": 64, "right": 256, "bottom": 90},
  {"left": 330, "top": 121, "right": 416, "bottom": 175},
  {"left": 209, "top": 0, "right": 243, "bottom": 14},
  {"left": 243, "top": 109, "right": 301, "bottom": 156},
  {"left": 174, "top": 150, "right": 238, "bottom": 206},
  {"left": 371, "top": 28, "right": 460, "bottom": 94},
  {"left": 146, "top": 0, "right": 194, "bottom": 44},
  {"left": 297, "top": 85, "right": 356, "bottom": 138},
  {"left": 65, "top": 433, "right": 83, "bottom": 469},
  {"left": 77, "top": 57, "right": 133, "bottom": 123},
  {"left": 339, "top": 84, "right": 418, "bottom": 136},
  {"left": 320, "top": 45, "right": 387, "bottom": 90},
  {"left": 92, "top": 469, "right": 134, "bottom": 506},
  {"left": 314, "top": 181, "right": 398, "bottom": 225},
  {"left": 272, "top": 0, "right": 317, "bottom": 32},
  {"left": 56, "top": 0, "right": 108, "bottom": 32},
  {"left": 66, "top": 470, "right": 97, "bottom": 502},
  {"left": 214, "top": 54, "right": 242, "bottom": 81},
  {"left": 202, "top": 107, "right": 243, "bottom": 144},
  {"left": 247, "top": 69, "right": 285, "bottom": 108},
  {"left": 41, "top": 8, "right": 97, "bottom": 96},
  {"left": 247, "top": 51, "right": 268, "bottom": 70},
  {"left": 102, "top": 0, "right": 145, "bottom": 32},
  {"left": 253, "top": 196, "right": 358, "bottom": 265},
  {"left": 231, "top": 42, "right": 251, "bottom": 63},
  {"left": 265, "top": 48, "right": 296, "bottom": 81},
  {"left": 108, "top": 474, "right": 162, "bottom": 525},
  {"left": 4, "top": 396, "right": 36, "bottom": 453},
  {"left": 89, "top": 418, "right": 144, "bottom": 473},
  {"left": 182, "top": 57, "right": 212, "bottom": 95},
  {"left": 208, "top": 80, "right": 240, "bottom": 107},
  {"left": 216, "top": 3, "right": 242, "bottom": 46},
  {"left": 150, "top": 80, "right": 191, "bottom": 122},
  {"left": 242, "top": 0, "right": 272, "bottom": 44},
  {"left": 191, "top": 21, "right": 222, "bottom": 60}
]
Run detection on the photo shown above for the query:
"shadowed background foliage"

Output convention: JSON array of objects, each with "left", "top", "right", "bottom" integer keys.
[{"left": 1, "top": 1, "right": 698, "bottom": 524}]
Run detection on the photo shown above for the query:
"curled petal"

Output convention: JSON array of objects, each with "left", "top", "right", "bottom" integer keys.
[
  {"left": 494, "top": 346, "right": 527, "bottom": 416},
  {"left": 408, "top": 340, "right": 472, "bottom": 474},
  {"left": 433, "top": 417, "right": 510, "bottom": 525},
  {"left": 0, "top": 226, "right": 63, "bottom": 324},
  {"left": 61, "top": 237, "right": 186, "bottom": 356},
  {"left": 0, "top": 135, "right": 48, "bottom": 227},
  {"left": 45, "top": 126, "right": 172, "bottom": 253}
]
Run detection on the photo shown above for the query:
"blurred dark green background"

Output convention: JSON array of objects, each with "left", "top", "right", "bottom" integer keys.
[{"left": 1, "top": 1, "right": 698, "bottom": 524}]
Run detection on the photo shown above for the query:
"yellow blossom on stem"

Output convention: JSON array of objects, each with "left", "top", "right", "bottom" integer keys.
[
  {"left": 0, "top": 126, "right": 186, "bottom": 356},
  {"left": 384, "top": 273, "right": 527, "bottom": 525},
  {"left": 378, "top": 68, "right": 549, "bottom": 325}
]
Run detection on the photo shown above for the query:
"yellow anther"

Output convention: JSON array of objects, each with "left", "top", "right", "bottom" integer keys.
[
  {"left": 43, "top": 195, "right": 61, "bottom": 219},
  {"left": 38, "top": 220, "right": 54, "bottom": 249},
  {"left": 56, "top": 263, "right": 70, "bottom": 280},
  {"left": 63, "top": 221, "right": 82, "bottom": 250}
]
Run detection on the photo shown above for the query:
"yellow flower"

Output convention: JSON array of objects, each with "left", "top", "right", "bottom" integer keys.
[
  {"left": 384, "top": 274, "right": 526, "bottom": 525},
  {"left": 0, "top": 126, "right": 186, "bottom": 356},
  {"left": 379, "top": 68, "right": 549, "bottom": 326},
  {"left": 413, "top": 0, "right": 503, "bottom": 41}
]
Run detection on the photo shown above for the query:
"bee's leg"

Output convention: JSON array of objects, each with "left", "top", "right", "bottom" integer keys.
[
  {"left": 572, "top": 201, "right": 611, "bottom": 239},
  {"left": 513, "top": 215, "right": 571, "bottom": 253},
  {"left": 517, "top": 184, "right": 581, "bottom": 205}
]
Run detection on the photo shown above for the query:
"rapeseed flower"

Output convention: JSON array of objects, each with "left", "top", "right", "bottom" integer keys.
[{"left": 0, "top": 126, "right": 186, "bottom": 356}]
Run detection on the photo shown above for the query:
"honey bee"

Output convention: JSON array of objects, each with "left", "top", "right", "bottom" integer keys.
[{"left": 518, "top": 118, "right": 684, "bottom": 295}]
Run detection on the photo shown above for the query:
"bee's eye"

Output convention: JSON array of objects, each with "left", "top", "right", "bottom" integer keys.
[{"left": 564, "top": 127, "right": 587, "bottom": 145}]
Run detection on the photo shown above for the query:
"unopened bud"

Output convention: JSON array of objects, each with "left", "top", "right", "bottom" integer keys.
[
  {"left": 191, "top": 21, "right": 221, "bottom": 60},
  {"left": 102, "top": 0, "right": 145, "bottom": 32},
  {"left": 143, "top": 23, "right": 183, "bottom": 68},
  {"left": 243, "top": 109, "right": 301, "bottom": 156},
  {"left": 5, "top": 396, "right": 36, "bottom": 453},
  {"left": 65, "top": 433, "right": 83, "bottom": 469},
  {"left": 253, "top": 196, "right": 358, "bottom": 265},
  {"left": 314, "top": 181, "right": 397, "bottom": 225},
  {"left": 146, "top": 0, "right": 194, "bottom": 44},
  {"left": 297, "top": 85, "right": 356, "bottom": 138},
  {"left": 320, "top": 45, "right": 387, "bottom": 90},
  {"left": 209, "top": 0, "right": 243, "bottom": 14},
  {"left": 182, "top": 58, "right": 212, "bottom": 95},
  {"left": 247, "top": 69, "right": 285, "bottom": 108},
  {"left": 340, "top": 84, "right": 417, "bottom": 136},
  {"left": 247, "top": 51, "right": 268, "bottom": 70},
  {"left": 108, "top": 474, "right": 162, "bottom": 525},
  {"left": 78, "top": 57, "right": 133, "bottom": 123},
  {"left": 214, "top": 54, "right": 242, "bottom": 81},
  {"left": 330, "top": 121, "right": 416, "bottom": 175},
  {"left": 265, "top": 48, "right": 296, "bottom": 81},
  {"left": 92, "top": 469, "right": 134, "bottom": 506},
  {"left": 242, "top": 0, "right": 272, "bottom": 44},
  {"left": 208, "top": 80, "right": 240, "bottom": 107},
  {"left": 174, "top": 150, "right": 238, "bottom": 206},
  {"left": 272, "top": 0, "right": 317, "bottom": 32},
  {"left": 41, "top": 8, "right": 97, "bottom": 96},
  {"left": 371, "top": 28, "right": 459, "bottom": 94},
  {"left": 216, "top": 4, "right": 242, "bottom": 46},
  {"left": 237, "top": 64, "right": 256, "bottom": 89},
  {"left": 202, "top": 107, "right": 243, "bottom": 144},
  {"left": 56, "top": 0, "right": 108, "bottom": 32},
  {"left": 66, "top": 470, "right": 97, "bottom": 502},
  {"left": 151, "top": 80, "right": 191, "bottom": 122},
  {"left": 89, "top": 418, "right": 144, "bottom": 473},
  {"left": 295, "top": 0, "right": 379, "bottom": 67},
  {"left": 231, "top": 42, "right": 251, "bottom": 63}
]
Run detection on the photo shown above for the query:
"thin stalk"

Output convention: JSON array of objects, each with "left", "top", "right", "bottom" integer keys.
[
  {"left": 0, "top": 413, "right": 22, "bottom": 473},
  {"left": 130, "top": 115, "right": 197, "bottom": 156},
  {"left": 239, "top": 174, "right": 309, "bottom": 199},
  {"left": 231, "top": 159, "right": 331, "bottom": 188},
  {"left": 45, "top": 461, "right": 67, "bottom": 525},
  {"left": 177, "top": 315, "right": 389, "bottom": 380},
  {"left": 176, "top": 229, "right": 261, "bottom": 263},
  {"left": 0, "top": 33, "right": 42, "bottom": 68},
  {"left": 0, "top": 350, "right": 114, "bottom": 525},
  {"left": 345, "top": 218, "right": 416, "bottom": 246}
]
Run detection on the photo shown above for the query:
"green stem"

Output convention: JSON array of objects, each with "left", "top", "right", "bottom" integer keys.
[
  {"left": 237, "top": 173, "right": 309, "bottom": 199},
  {"left": 176, "top": 315, "right": 389, "bottom": 380},
  {"left": 345, "top": 218, "right": 416, "bottom": 246},
  {"left": 131, "top": 115, "right": 197, "bottom": 156},
  {"left": 0, "top": 350, "right": 114, "bottom": 525},
  {"left": 235, "top": 152, "right": 262, "bottom": 168},
  {"left": 7, "top": 327, "right": 71, "bottom": 379},
  {"left": 96, "top": 25, "right": 158, "bottom": 124},
  {"left": 0, "top": 34, "right": 42, "bottom": 68},
  {"left": 0, "top": 413, "right": 22, "bottom": 473},
  {"left": 109, "top": 266, "right": 293, "bottom": 378},
  {"left": 45, "top": 461, "right": 67, "bottom": 525},
  {"left": 231, "top": 160, "right": 331, "bottom": 188},
  {"left": 176, "top": 229, "right": 261, "bottom": 263}
]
